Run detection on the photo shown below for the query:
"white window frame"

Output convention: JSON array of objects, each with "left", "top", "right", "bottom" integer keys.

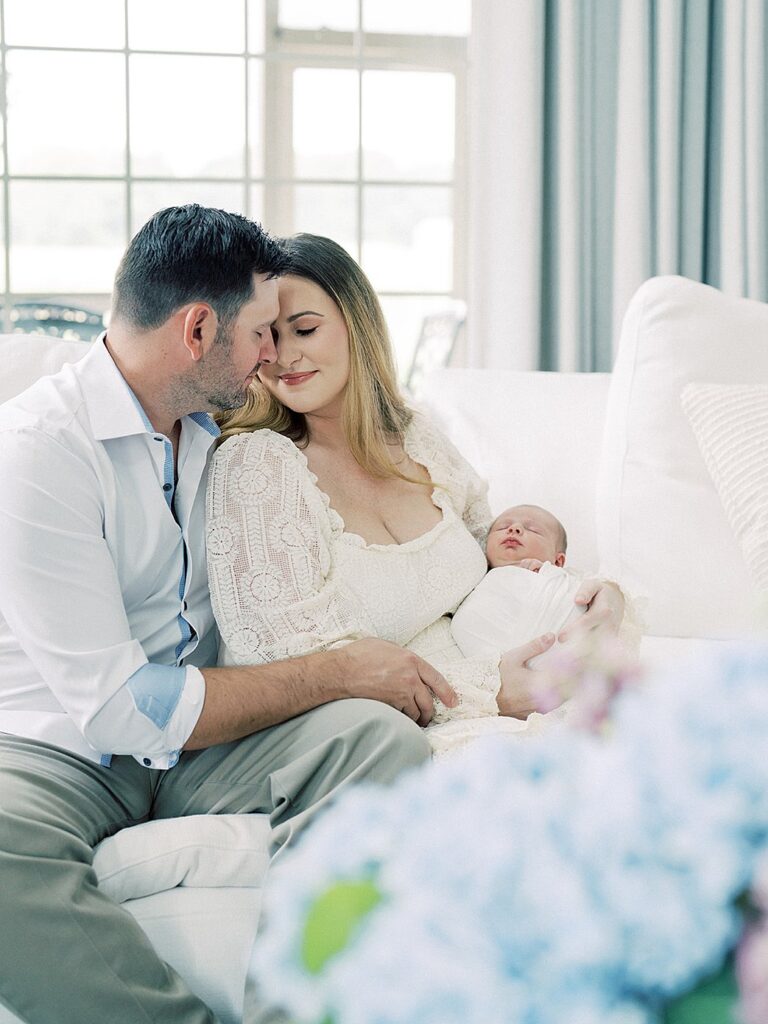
[{"left": 0, "top": 0, "right": 468, "bottom": 342}]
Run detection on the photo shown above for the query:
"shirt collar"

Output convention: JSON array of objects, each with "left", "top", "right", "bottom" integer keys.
[{"left": 78, "top": 333, "right": 220, "bottom": 443}]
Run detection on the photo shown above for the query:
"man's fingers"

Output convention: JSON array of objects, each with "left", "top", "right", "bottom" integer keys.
[
  {"left": 416, "top": 658, "right": 457, "bottom": 708},
  {"left": 398, "top": 698, "right": 422, "bottom": 724},
  {"left": 412, "top": 688, "right": 435, "bottom": 727}
]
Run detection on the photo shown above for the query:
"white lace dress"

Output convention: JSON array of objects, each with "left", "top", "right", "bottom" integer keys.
[{"left": 205, "top": 411, "right": 529, "bottom": 756}]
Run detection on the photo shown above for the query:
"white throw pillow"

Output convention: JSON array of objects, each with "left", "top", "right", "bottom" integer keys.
[
  {"left": 597, "top": 276, "right": 768, "bottom": 638},
  {"left": 0, "top": 333, "right": 89, "bottom": 405},
  {"left": 93, "top": 814, "right": 272, "bottom": 903},
  {"left": 681, "top": 382, "right": 768, "bottom": 597}
]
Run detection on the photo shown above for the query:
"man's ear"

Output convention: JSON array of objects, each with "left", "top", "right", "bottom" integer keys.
[
  {"left": 554, "top": 552, "right": 566, "bottom": 567},
  {"left": 181, "top": 304, "right": 217, "bottom": 362}
]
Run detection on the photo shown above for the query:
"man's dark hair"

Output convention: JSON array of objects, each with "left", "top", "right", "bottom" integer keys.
[{"left": 111, "top": 205, "right": 288, "bottom": 330}]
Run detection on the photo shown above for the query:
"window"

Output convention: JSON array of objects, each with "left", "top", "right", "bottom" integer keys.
[{"left": 0, "top": 0, "right": 469, "bottom": 375}]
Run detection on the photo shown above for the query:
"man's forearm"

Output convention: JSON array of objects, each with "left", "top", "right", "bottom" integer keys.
[{"left": 184, "top": 649, "right": 350, "bottom": 749}]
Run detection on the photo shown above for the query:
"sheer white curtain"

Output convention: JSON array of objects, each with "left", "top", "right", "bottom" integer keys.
[{"left": 467, "top": 0, "right": 768, "bottom": 371}]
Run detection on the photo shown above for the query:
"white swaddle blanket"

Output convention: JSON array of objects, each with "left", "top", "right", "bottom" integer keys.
[{"left": 450, "top": 562, "right": 585, "bottom": 668}]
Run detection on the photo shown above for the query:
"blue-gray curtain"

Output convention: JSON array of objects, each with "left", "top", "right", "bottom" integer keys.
[{"left": 467, "top": 0, "right": 768, "bottom": 371}]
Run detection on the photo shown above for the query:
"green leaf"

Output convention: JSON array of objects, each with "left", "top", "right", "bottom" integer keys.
[
  {"left": 663, "top": 959, "right": 739, "bottom": 1024},
  {"left": 301, "top": 879, "right": 383, "bottom": 975}
]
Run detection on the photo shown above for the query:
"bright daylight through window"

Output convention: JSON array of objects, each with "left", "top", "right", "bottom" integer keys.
[{"left": 0, "top": 0, "right": 469, "bottom": 378}]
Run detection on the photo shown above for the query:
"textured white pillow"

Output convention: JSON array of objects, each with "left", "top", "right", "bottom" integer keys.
[
  {"left": 682, "top": 382, "right": 768, "bottom": 595},
  {"left": 597, "top": 276, "right": 768, "bottom": 638},
  {"left": 93, "top": 814, "right": 272, "bottom": 903}
]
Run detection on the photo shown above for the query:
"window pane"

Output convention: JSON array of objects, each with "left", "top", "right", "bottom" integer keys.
[
  {"left": 249, "top": 184, "right": 265, "bottom": 224},
  {"left": 6, "top": 51, "right": 126, "bottom": 176},
  {"left": 293, "top": 69, "right": 358, "bottom": 179},
  {"left": 130, "top": 55, "right": 245, "bottom": 177},
  {"left": 363, "top": 0, "right": 470, "bottom": 36},
  {"left": 4, "top": 0, "right": 124, "bottom": 48},
  {"left": 265, "top": 184, "right": 357, "bottom": 257},
  {"left": 248, "top": 0, "right": 266, "bottom": 52},
  {"left": 10, "top": 182, "right": 126, "bottom": 293},
  {"left": 128, "top": 0, "right": 245, "bottom": 53},
  {"left": 363, "top": 71, "right": 454, "bottom": 181},
  {"left": 248, "top": 59, "right": 265, "bottom": 178},
  {"left": 131, "top": 184, "right": 246, "bottom": 234},
  {"left": 379, "top": 295, "right": 461, "bottom": 383},
  {"left": 363, "top": 186, "right": 452, "bottom": 292},
  {"left": 278, "top": 0, "right": 357, "bottom": 32}
]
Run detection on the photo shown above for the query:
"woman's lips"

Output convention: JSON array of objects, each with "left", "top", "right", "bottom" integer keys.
[{"left": 280, "top": 371, "right": 318, "bottom": 386}]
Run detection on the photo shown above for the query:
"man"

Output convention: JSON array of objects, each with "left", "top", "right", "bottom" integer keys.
[{"left": 0, "top": 206, "right": 458, "bottom": 1024}]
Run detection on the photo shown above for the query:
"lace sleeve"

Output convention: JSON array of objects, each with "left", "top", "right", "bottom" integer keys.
[
  {"left": 406, "top": 410, "right": 493, "bottom": 549},
  {"left": 206, "top": 430, "right": 370, "bottom": 664}
]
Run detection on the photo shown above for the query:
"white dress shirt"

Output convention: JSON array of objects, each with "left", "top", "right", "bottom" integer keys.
[{"left": 0, "top": 336, "right": 218, "bottom": 768}]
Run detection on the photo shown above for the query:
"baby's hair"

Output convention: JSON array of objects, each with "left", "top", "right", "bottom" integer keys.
[
  {"left": 538, "top": 506, "right": 567, "bottom": 553},
  {"left": 558, "top": 521, "right": 568, "bottom": 554}
]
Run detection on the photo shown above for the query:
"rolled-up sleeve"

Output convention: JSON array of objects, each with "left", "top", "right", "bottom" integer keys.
[{"left": 0, "top": 427, "right": 204, "bottom": 765}]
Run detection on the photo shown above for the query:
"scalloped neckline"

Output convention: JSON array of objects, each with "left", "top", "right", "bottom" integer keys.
[{"left": 293, "top": 429, "right": 452, "bottom": 553}]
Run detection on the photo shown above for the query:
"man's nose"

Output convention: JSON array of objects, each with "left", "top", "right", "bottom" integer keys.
[{"left": 256, "top": 332, "right": 279, "bottom": 365}]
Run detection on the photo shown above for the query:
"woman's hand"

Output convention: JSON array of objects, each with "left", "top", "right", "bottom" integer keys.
[
  {"left": 338, "top": 638, "right": 457, "bottom": 727},
  {"left": 497, "top": 634, "right": 557, "bottom": 719},
  {"left": 559, "top": 579, "right": 624, "bottom": 643}
]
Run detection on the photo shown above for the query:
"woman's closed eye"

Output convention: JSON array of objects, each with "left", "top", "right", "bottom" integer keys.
[{"left": 295, "top": 326, "right": 317, "bottom": 337}]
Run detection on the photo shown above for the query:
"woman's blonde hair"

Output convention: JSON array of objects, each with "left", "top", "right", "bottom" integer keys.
[{"left": 217, "top": 233, "right": 414, "bottom": 480}]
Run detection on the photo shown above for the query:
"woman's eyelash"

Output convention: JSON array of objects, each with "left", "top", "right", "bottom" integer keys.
[{"left": 295, "top": 327, "right": 317, "bottom": 337}]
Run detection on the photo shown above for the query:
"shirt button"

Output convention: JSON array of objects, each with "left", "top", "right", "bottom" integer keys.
[
  {"left": 163, "top": 483, "right": 173, "bottom": 492},
  {"left": 153, "top": 436, "right": 163, "bottom": 442},
  {"left": 142, "top": 757, "right": 152, "bottom": 767}
]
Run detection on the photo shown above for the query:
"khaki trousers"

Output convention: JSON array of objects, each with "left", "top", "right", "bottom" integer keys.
[{"left": 0, "top": 699, "right": 429, "bottom": 1024}]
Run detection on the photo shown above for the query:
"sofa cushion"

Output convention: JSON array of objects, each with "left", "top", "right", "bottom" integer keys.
[
  {"left": 0, "top": 332, "right": 90, "bottom": 404},
  {"left": 125, "top": 887, "right": 262, "bottom": 1024},
  {"left": 682, "top": 382, "right": 768, "bottom": 598},
  {"left": 597, "top": 276, "right": 768, "bottom": 638},
  {"left": 93, "top": 813, "right": 272, "bottom": 903},
  {"left": 418, "top": 369, "right": 611, "bottom": 572}
]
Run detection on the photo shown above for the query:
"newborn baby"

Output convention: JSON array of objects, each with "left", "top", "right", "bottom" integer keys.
[{"left": 451, "top": 503, "right": 585, "bottom": 668}]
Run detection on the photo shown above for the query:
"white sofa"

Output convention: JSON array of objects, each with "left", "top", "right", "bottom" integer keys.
[{"left": 0, "top": 274, "right": 765, "bottom": 1023}]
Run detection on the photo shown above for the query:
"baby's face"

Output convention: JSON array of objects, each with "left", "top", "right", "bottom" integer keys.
[{"left": 485, "top": 505, "right": 565, "bottom": 569}]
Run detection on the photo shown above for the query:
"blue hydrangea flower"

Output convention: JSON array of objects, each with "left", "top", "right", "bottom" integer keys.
[{"left": 252, "top": 643, "right": 768, "bottom": 1024}]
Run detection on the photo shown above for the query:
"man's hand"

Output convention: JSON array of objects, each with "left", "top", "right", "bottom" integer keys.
[
  {"left": 558, "top": 579, "right": 625, "bottom": 643},
  {"left": 337, "top": 638, "right": 457, "bottom": 727},
  {"left": 497, "top": 633, "right": 557, "bottom": 719},
  {"left": 516, "top": 558, "right": 544, "bottom": 572}
]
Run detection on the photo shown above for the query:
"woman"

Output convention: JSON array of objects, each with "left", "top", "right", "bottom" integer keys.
[{"left": 206, "top": 234, "right": 623, "bottom": 754}]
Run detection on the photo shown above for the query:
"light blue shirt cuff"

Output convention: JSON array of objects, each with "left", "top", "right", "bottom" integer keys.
[{"left": 126, "top": 663, "right": 186, "bottom": 730}]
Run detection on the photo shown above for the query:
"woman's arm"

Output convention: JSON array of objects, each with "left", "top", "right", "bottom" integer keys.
[
  {"left": 203, "top": 431, "right": 456, "bottom": 733},
  {"left": 206, "top": 431, "right": 369, "bottom": 664}
]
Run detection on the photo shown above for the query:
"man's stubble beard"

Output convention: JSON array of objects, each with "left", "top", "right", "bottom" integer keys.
[{"left": 201, "top": 320, "right": 252, "bottom": 412}]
